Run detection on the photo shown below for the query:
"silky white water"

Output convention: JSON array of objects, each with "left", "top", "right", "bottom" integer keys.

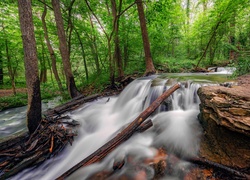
[{"left": 9, "top": 76, "right": 205, "bottom": 180}]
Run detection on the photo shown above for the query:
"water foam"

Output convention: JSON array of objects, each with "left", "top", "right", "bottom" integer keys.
[{"left": 12, "top": 76, "right": 203, "bottom": 180}]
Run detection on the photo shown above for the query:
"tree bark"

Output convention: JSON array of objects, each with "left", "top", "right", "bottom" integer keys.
[
  {"left": 186, "top": 0, "right": 190, "bottom": 57},
  {"left": 56, "top": 83, "right": 180, "bottom": 179},
  {"left": 111, "top": 0, "right": 124, "bottom": 79},
  {"left": 51, "top": 0, "right": 80, "bottom": 98},
  {"left": 136, "top": 0, "right": 156, "bottom": 76},
  {"left": 45, "top": 94, "right": 99, "bottom": 118},
  {"left": 229, "top": 12, "right": 236, "bottom": 60},
  {"left": 18, "top": 0, "right": 41, "bottom": 134},
  {"left": 65, "top": 0, "right": 76, "bottom": 58},
  {"left": 88, "top": 12, "right": 100, "bottom": 73},
  {"left": 39, "top": 34, "right": 47, "bottom": 83},
  {"left": 5, "top": 39, "right": 16, "bottom": 95},
  {"left": 75, "top": 29, "right": 89, "bottom": 80},
  {"left": 0, "top": 53, "right": 3, "bottom": 85},
  {"left": 195, "top": 17, "right": 222, "bottom": 69},
  {"left": 41, "top": 0, "right": 63, "bottom": 92},
  {"left": 185, "top": 157, "right": 250, "bottom": 179}
]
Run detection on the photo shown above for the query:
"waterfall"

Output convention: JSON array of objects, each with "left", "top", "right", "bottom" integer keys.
[{"left": 11, "top": 76, "right": 204, "bottom": 180}]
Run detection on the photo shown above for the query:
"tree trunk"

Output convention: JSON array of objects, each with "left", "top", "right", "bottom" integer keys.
[
  {"left": 75, "top": 29, "right": 89, "bottom": 80},
  {"left": 18, "top": 0, "right": 41, "bottom": 134},
  {"left": 84, "top": 0, "right": 114, "bottom": 86},
  {"left": 229, "top": 12, "right": 236, "bottom": 61},
  {"left": 88, "top": 11, "right": 100, "bottom": 73},
  {"left": 39, "top": 34, "right": 47, "bottom": 83},
  {"left": 5, "top": 39, "right": 16, "bottom": 95},
  {"left": 186, "top": 0, "right": 190, "bottom": 57},
  {"left": 195, "top": 17, "right": 222, "bottom": 69},
  {"left": 51, "top": 0, "right": 80, "bottom": 98},
  {"left": 136, "top": 0, "right": 156, "bottom": 76},
  {"left": 111, "top": 0, "right": 124, "bottom": 79},
  {"left": 0, "top": 51, "right": 3, "bottom": 85},
  {"left": 41, "top": 0, "right": 63, "bottom": 92},
  {"left": 66, "top": 0, "right": 76, "bottom": 58}
]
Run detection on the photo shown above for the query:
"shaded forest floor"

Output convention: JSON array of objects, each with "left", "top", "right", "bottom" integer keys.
[{"left": 0, "top": 88, "right": 27, "bottom": 98}]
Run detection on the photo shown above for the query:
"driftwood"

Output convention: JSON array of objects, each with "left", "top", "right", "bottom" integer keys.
[
  {"left": 45, "top": 94, "right": 100, "bottom": 118},
  {"left": 185, "top": 157, "right": 250, "bottom": 179},
  {"left": 0, "top": 92, "right": 114, "bottom": 179},
  {"left": 0, "top": 115, "right": 78, "bottom": 180},
  {"left": 56, "top": 83, "right": 181, "bottom": 179}
]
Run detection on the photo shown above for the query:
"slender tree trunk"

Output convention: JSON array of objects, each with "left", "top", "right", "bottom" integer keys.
[
  {"left": 123, "top": 42, "right": 128, "bottom": 69},
  {"left": 5, "top": 39, "right": 16, "bottom": 95},
  {"left": 51, "top": 0, "right": 80, "bottom": 98},
  {"left": 39, "top": 34, "right": 47, "bottom": 83},
  {"left": 102, "top": 1, "right": 115, "bottom": 86},
  {"left": 66, "top": 0, "right": 76, "bottom": 58},
  {"left": 88, "top": 12, "right": 100, "bottom": 73},
  {"left": 202, "top": 0, "right": 208, "bottom": 12},
  {"left": 195, "top": 17, "right": 222, "bottom": 69},
  {"left": 186, "top": 0, "right": 190, "bottom": 57},
  {"left": 0, "top": 50, "right": 3, "bottom": 85},
  {"left": 75, "top": 29, "right": 89, "bottom": 80},
  {"left": 18, "top": 0, "right": 41, "bottom": 134},
  {"left": 229, "top": 12, "right": 236, "bottom": 60},
  {"left": 111, "top": 0, "right": 124, "bottom": 79},
  {"left": 41, "top": 0, "right": 63, "bottom": 92},
  {"left": 136, "top": 0, "right": 156, "bottom": 76}
]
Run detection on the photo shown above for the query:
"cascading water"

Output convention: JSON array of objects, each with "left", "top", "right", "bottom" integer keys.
[
  {"left": 0, "top": 96, "right": 63, "bottom": 139},
  {"left": 10, "top": 75, "right": 204, "bottom": 180}
]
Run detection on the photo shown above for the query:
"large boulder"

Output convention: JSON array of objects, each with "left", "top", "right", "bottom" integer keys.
[{"left": 197, "top": 75, "right": 250, "bottom": 169}]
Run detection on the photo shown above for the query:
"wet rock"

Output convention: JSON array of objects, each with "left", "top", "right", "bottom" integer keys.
[{"left": 197, "top": 75, "right": 250, "bottom": 169}]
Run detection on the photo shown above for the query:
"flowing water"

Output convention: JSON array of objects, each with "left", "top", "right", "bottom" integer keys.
[
  {"left": 0, "top": 96, "right": 62, "bottom": 140},
  {"left": 1, "top": 72, "right": 233, "bottom": 180}
]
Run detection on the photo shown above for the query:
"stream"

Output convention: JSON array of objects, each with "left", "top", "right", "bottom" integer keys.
[{"left": 0, "top": 69, "right": 234, "bottom": 180}]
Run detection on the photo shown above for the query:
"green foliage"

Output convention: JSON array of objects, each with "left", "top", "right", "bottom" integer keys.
[
  {"left": 232, "top": 56, "right": 250, "bottom": 77},
  {"left": 0, "top": 93, "right": 27, "bottom": 111},
  {"left": 80, "top": 71, "right": 111, "bottom": 94},
  {"left": 155, "top": 57, "right": 195, "bottom": 73},
  {"left": 1, "top": 0, "right": 250, "bottom": 111}
]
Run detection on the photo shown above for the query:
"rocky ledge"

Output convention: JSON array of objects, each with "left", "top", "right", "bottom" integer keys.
[{"left": 197, "top": 74, "right": 250, "bottom": 169}]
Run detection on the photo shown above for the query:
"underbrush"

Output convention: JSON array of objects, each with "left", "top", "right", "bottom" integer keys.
[
  {"left": 0, "top": 93, "right": 27, "bottom": 111},
  {"left": 155, "top": 57, "right": 196, "bottom": 73},
  {"left": 231, "top": 56, "right": 250, "bottom": 77},
  {"left": 0, "top": 82, "right": 68, "bottom": 111}
]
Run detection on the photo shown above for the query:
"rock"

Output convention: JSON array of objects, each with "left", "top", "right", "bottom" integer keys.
[{"left": 197, "top": 75, "right": 250, "bottom": 169}]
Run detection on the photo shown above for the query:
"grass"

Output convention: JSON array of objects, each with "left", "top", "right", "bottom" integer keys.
[
  {"left": 0, "top": 80, "right": 69, "bottom": 111},
  {"left": 0, "top": 93, "right": 28, "bottom": 111},
  {"left": 155, "top": 57, "right": 197, "bottom": 73}
]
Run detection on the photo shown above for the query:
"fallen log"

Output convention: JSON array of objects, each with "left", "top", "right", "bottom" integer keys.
[
  {"left": 56, "top": 83, "right": 180, "bottom": 179},
  {"left": 185, "top": 157, "right": 250, "bottom": 179},
  {"left": 136, "top": 119, "right": 153, "bottom": 133},
  {"left": 45, "top": 94, "right": 100, "bottom": 118}
]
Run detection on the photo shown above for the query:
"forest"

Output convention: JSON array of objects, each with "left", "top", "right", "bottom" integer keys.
[
  {"left": 0, "top": 0, "right": 250, "bottom": 179},
  {"left": 1, "top": 0, "right": 250, "bottom": 100}
]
